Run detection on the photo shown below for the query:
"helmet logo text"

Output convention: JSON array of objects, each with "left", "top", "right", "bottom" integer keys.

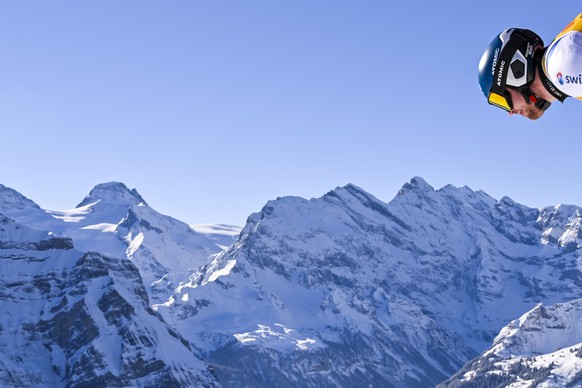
[
  {"left": 565, "top": 73, "right": 582, "bottom": 84},
  {"left": 496, "top": 60, "right": 506, "bottom": 87},
  {"left": 491, "top": 48, "right": 500, "bottom": 75}
]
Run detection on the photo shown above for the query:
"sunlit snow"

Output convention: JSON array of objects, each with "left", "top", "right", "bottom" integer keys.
[
  {"left": 46, "top": 202, "right": 97, "bottom": 223},
  {"left": 234, "top": 324, "right": 318, "bottom": 351},
  {"left": 190, "top": 224, "right": 241, "bottom": 236},
  {"left": 207, "top": 259, "right": 236, "bottom": 283},
  {"left": 81, "top": 223, "right": 118, "bottom": 233}
]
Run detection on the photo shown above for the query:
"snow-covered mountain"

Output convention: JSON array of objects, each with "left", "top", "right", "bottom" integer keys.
[
  {"left": 0, "top": 182, "right": 240, "bottom": 304},
  {"left": 1, "top": 178, "right": 581, "bottom": 387},
  {"left": 0, "top": 213, "right": 217, "bottom": 386},
  {"left": 0, "top": 182, "right": 241, "bottom": 386},
  {"left": 440, "top": 299, "right": 582, "bottom": 387},
  {"left": 155, "top": 177, "right": 582, "bottom": 387}
]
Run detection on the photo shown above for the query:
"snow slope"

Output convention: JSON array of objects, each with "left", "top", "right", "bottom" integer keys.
[
  {"left": 0, "top": 212, "right": 217, "bottom": 386},
  {"left": 0, "top": 182, "right": 240, "bottom": 303},
  {"left": 2, "top": 178, "right": 582, "bottom": 387},
  {"left": 441, "top": 299, "right": 582, "bottom": 387},
  {"left": 155, "top": 177, "right": 582, "bottom": 387}
]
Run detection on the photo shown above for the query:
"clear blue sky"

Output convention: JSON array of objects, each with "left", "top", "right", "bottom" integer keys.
[{"left": 1, "top": 1, "right": 581, "bottom": 226}]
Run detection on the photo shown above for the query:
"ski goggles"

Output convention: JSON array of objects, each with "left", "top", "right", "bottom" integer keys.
[
  {"left": 488, "top": 91, "right": 513, "bottom": 112},
  {"left": 489, "top": 88, "right": 551, "bottom": 112}
]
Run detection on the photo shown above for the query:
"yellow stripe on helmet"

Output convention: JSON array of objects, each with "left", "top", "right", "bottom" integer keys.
[{"left": 488, "top": 92, "right": 512, "bottom": 111}]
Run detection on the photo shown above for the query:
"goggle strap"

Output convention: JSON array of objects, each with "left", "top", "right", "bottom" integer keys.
[{"left": 490, "top": 33, "right": 530, "bottom": 96}]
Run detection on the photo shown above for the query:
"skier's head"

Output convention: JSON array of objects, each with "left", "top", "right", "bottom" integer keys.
[{"left": 478, "top": 28, "right": 553, "bottom": 120}]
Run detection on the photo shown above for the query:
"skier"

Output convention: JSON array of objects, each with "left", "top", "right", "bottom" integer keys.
[{"left": 478, "top": 13, "right": 582, "bottom": 120}]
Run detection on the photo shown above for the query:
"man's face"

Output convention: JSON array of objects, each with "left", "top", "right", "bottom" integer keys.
[{"left": 506, "top": 87, "right": 545, "bottom": 120}]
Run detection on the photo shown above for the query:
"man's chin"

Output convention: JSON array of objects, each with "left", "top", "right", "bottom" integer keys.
[{"left": 525, "top": 107, "right": 544, "bottom": 120}]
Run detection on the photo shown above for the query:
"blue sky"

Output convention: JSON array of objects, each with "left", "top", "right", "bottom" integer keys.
[{"left": 1, "top": 1, "right": 582, "bottom": 226}]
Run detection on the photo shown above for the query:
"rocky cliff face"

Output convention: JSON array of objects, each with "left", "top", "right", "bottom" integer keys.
[
  {"left": 0, "top": 182, "right": 239, "bottom": 304},
  {"left": 155, "top": 177, "right": 582, "bottom": 387},
  {"left": 1, "top": 178, "right": 581, "bottom": 387},
  {"left": 0, "top": 213, "right": 217, "bottom": 386},
  {"left": 440, "top": 299, "right": 582, "bottom": 387}
]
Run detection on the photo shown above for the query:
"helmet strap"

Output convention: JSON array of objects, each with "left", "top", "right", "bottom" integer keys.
[{"left": 517, "top": 85, "right": 551, "bottom": 111}]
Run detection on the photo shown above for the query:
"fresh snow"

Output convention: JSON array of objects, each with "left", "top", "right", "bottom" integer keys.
[
  {"left": 234, "top": 323, "right": 320, "bottom": 351},
  {"left": 156, "top": 177, "right": 582, "bottom": 386},
  {"left": 444, "top": 299, "right": 582, "bottom": 387},
  {"left": 0, "top": 182, "right": 240, "bottom": 304},
  {"left": 206, "top": 258, "right": 237, "bottom": 283},
  {"left": 488, "top": 301, "right": 582, "bottom": 359},
  {"left": 190, "top": 223, "right": 242, "bottom": 236},
  {"left": 2, "top": 177, "right": 582, "bottom": 387}
]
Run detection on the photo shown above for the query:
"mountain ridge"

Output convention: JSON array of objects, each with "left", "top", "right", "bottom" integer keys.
[
  {"left": 440, "top": 299, "right": 582, "bottom": 387},
  {"left": 153, "top": 177, "right": 582, "bottom": 386},
  {"left": 0, "top": 178, "right": 581, "bottom": 387}
]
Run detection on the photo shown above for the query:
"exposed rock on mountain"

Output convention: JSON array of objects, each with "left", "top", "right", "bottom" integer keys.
[
  {"left": 1, "top": 178, "right": 581, "bottom": 387},
  {"left": 440, "top": 299, "right": 582, "bottom": 387},
  {"left": 155, "top": 177, "right": 582, "bottom": 387},
  {"left": 0, "top": 213, "right": 217, "bottom": 386}
]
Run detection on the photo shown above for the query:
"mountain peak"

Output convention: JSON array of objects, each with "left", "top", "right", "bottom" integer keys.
[
  {"left": 0, "top": 184, "right": 41, "bottom": 212},
  {"left": 395, "top": 176, "right": 434, "bottom": 198},
  {"left": 77, "top": 182, "right": 147, "bottom": 208}
]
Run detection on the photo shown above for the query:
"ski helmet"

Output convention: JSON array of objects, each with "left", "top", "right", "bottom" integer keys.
[{"left": 478, "top": 28, "right": 551, "bottom": 112}]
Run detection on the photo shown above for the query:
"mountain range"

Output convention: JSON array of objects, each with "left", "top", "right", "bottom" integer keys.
[{"left": 0, "top": 178, "right": 581, "bottom": 387}]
